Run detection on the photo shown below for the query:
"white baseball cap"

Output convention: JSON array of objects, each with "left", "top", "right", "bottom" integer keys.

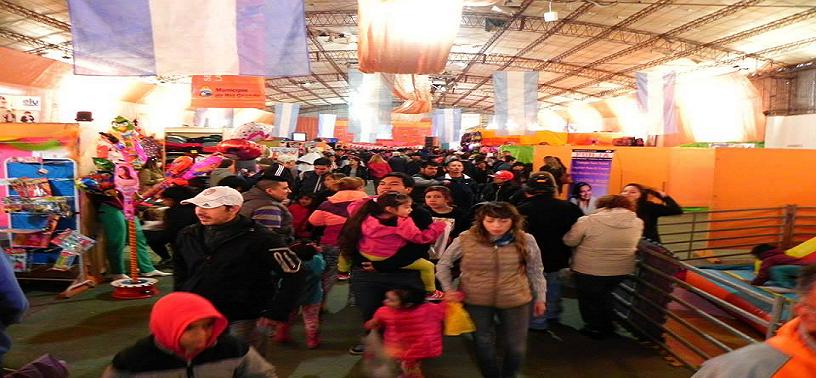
[{"left": 181, "top": 186, "right": 244, "bottom": 208}]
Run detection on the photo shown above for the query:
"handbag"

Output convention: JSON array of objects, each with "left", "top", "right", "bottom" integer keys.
[{"left": 444, "top": 302, "right": 476, "bottom": 336}]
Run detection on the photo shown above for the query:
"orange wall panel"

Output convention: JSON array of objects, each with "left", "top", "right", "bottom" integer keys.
[{"left": 667, "top": 148, "right": 715, "bottom": 207}]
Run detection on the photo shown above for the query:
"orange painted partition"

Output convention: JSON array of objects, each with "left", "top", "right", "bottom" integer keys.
[
  {"left": 327, "top": 119, "right": 431, "bottom": 146},
  {"left": 533, "top": 146, "right": 715, "bottom": 207},
  {"left": 708, "top": 148, "right": 816, "bottom": 248}
]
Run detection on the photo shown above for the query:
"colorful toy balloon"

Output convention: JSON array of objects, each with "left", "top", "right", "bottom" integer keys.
[
  {"left": 93, "top": 157, "right": 115, "bottom": 172},
  {"left": 216, "top": 139, "right": 263, "bottom": 160},
  {"left": 229, "top": 122, "right": 272, "bottom": 142}
]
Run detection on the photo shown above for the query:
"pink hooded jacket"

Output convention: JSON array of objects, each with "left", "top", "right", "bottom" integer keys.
[{"left": 358, "top": 215, "right": 446, "bottom": 258}]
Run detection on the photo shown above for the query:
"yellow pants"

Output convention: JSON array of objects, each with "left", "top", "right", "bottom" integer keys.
[{"left": 338, "top": 253, "right": 437, "bottom": 293}]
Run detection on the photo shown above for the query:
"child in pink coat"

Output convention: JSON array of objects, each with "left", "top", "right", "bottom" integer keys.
[
  {"left": 338, "top": 192, "right": 447, "bottom": 300},
  {"left": 365, "top": 288, "right": 445, "bottom": 378}
]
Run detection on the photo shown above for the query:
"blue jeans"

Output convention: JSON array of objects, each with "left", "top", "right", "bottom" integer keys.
[
  {"left": 530, "top": 271, "right": 562, "bottom": 329},
  {"left": 465, "top": 303, "right": 531, "bottom": 378},
  {"left": 768, "top": 265, "right": 802, "bottom": 289}
]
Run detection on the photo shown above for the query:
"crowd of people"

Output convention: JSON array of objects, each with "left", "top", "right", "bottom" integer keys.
[{"left": 3, "top": 145, "right": 693, "bottom": 377}]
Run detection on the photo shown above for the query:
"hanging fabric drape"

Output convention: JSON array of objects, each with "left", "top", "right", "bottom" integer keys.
[
  {"left": 493, "top": 71, "right": 539, "bottom": 136},
  {"left": 383, "top": 74, "right": 433, "bottom": 114},
  {"left": 348, "top": 69, "right": 393, "bottom": 143},
  {"left": 357, "top": 0, "right": 464, "bottom": 74}
]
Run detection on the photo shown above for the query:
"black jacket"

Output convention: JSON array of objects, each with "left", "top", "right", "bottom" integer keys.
[
  {"left": 388, "top": 156, "right": 407, "bottom": 173},
  {"left": 107, "top": 334, "right": 274, "bottom": 377},
  {"left": 442, "top": 175, "right": 478, "bottom": 211},
  {"left": 298, "top": 171, "right": 326, "bottom": 196},
  {"left": 173, "top": 216, "right": 304, "bottom": 322},
  {"left": 480, "top": 182, "right": 520, "bottom": 203},
  {"left": 517, "top": 195, "right": 583, "bottom": 272},
  {"left": 637, "top": 196, "right": 683, "bottom": 243}
]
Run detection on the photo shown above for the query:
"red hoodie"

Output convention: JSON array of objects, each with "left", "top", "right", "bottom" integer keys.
[{"left": 148, "top": 292, "right": 229, "bottom": 360}]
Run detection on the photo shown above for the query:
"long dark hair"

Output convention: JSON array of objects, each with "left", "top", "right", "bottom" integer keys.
[
  {"left": 338, "top": 192, "right": 413, "bottom": 260},
  {"left": 571, "top": 181, "right": 591, "bottom": 200},
  {"left": 622, "top": 182, "right": 655, "bottom": 211}
]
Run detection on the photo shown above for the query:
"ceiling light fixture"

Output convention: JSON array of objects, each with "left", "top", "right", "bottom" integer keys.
[{"left": 543, "top": 1, "right": 558, "bottom": 22}]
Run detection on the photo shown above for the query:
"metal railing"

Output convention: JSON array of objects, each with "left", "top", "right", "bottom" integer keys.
[
  {"left": 614, "top": 240, "right": 797, "bottom": 370},
  {"left": 657, "top": 205, "right": 816, "bottom": 261}
]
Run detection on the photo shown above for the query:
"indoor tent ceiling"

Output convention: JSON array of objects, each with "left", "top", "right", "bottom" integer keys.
[{"left": 1, "top": 0, "right": 815, "bottom": 114}]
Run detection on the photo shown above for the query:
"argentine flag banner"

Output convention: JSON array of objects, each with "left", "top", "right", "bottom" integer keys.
[
  {"left": 493, "top": 71, "right": 539, "bottom": 136},
  {"left": 432, "top": 108, "right": 462, "bottom": 148},
  {"left": 67, "top": 0, "right": 310, "bottom": 77},
  {"left": 275, "top": 102, "right": 300, "bottom": 139}
]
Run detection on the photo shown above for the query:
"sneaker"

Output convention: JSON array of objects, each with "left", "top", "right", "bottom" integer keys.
[
  {"left": 306, "top": 334, "right": 320, "bottom": 349},
  {"left": 142, "top": 270, "right": 172, "bottom": 277},
  {"left": 337, "top": 272, "right": 350, "bottom": 281},
  {"left": 348, "top": 343, "right": 365, "bottom": 355},
  {"left": 425, "top": 290, "right": 444, "bottom": 302}
]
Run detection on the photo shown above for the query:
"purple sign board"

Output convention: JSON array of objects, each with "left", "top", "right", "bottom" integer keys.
[{"left": 570, "top": 149, "right": 614, "bottom": 197}]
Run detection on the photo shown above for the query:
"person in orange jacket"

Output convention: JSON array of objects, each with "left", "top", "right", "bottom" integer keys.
[{"left": 693, "top": 264, "right": 816, "bottom": 377}]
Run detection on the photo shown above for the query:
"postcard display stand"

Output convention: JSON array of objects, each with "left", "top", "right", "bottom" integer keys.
[{"left": 3, "top": 158, "right": 94, "bottom": 298}]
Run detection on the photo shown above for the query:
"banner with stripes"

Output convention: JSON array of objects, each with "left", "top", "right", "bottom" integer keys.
[
  {"left": 274, "top": 102, "right": 300, "bottom": 139},
  {"left": 636, "top": 71, "right": 678, "bottom": 135},
  {"left": 432, "top": 108, "right": 462, "bottom": 148},
  {"left": 318, "top": 114, "right": 337, "bottom": 138},
  {"left": 67, "top": 0, "right": 310, "bottom": 77},
  {"left": 348, "top": 69, "right": 392, "bottom": 143},
  {"left": 493, "top": 71, "right": 539, "bottom": 136}
]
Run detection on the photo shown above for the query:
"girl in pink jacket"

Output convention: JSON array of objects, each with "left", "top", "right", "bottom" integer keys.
[
  {"left": 365, "top": 288, "right": 445, "bottom": 378},
  {"left": 338, "top": 192, "right": 447, "bottom": 300}
]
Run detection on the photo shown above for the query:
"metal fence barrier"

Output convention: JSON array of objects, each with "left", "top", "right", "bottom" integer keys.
[{"left": 614, "top": 239, "right": 798, "bottom": 371}]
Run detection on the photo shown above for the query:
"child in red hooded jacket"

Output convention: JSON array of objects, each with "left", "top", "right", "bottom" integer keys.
[
  {"left": 102, "top": 292, "right": 276, "bottom": 378},
  {"left": 365, "top": 288, "right": 445, "bottom": 378}
]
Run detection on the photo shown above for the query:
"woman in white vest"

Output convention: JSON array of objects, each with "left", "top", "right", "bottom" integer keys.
[{"left": 437, "top": 202, "right": 547, "bottom": 378}]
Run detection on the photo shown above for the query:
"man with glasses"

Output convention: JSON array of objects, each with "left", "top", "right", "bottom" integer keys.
[{"left": 693, "top": 264, "right": 816, "bottom": 377}]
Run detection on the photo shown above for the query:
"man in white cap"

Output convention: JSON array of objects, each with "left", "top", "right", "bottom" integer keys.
[{"left": 173, "top": 186, "right": 303, "bottom": 357}]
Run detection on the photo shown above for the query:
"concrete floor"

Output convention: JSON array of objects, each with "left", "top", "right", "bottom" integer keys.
[{"left": 4, "top": 276, "right": 692, "bottom": 378}]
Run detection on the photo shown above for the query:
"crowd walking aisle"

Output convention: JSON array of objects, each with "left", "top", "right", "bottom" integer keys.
[{"left": 5, "top": 278, "right": 690, "bottom": 377}]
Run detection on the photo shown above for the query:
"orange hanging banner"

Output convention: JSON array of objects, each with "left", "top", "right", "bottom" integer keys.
[{"left": 190, "top": 75, "right": 266, "bottom": 108}]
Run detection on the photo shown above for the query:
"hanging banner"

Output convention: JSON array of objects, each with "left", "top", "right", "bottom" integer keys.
[
  {"left": 274, "top": 102, "right": 300, "bottom": 138},
  {"left": 1, "top": 95, "right": 41, "bottom": 123},
  {"left": 493, "top": 71, "right": 538, "bottom": 136},
  {"left": 348, "top": 69, "right": 392, "bottom": 142},
  {"left": 190, "top": 75, "right": 265, "bottom": 108},
  {"left": 569, "top": 149, "right": 614, "bottom": 197},
  {"left": 318, "top": 114, "right": 337, "bottom": 138}
]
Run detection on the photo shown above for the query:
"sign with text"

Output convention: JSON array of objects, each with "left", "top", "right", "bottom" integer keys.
[
  {"left": 570, "top": 149, "right": 614, "bottom": 197},
  {"left": 1, "top": 95, "right": 42, "bottom": 123},
  {"left": 190, "top": 75, "right": 265, "bottom": 108}
]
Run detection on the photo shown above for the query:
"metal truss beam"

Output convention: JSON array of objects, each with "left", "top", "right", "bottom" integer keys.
[
  {"left": 436, "top": 0, "right": 535, "bottom": 106},
  {"left": 306, "top": 50, "right": 635, "bottom": 87},
  {"left": 543, "top": 0, "right": 761, "bottom": 88},
  {"left": 447, "top": 2, "right": 595, "bottom": 107},
  {"left": 306, "top": 9, "right": 777, "bottom": 66},
  {"left": 306, "top": 31, "right": 348, "bottom": 101},
  {"left": 0, "top": 27, "right": 71, "bottom": 54},
  {"left": 540, "top": 2, "right": 813, "bottom": 104},
  {"left": 0, "top": 0, "right": 71, "bottom": 32}
]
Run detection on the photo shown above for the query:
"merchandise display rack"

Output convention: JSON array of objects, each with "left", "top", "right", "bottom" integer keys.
[{"left": 3, "top": 158, "right": 94, "bottom": 297}]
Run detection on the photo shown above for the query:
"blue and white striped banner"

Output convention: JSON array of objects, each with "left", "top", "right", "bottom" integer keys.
[
  {"left": 432, "top": 109, "right": 462, "bottom": 148},
  {"left": 348, "top": 69, "right": 392, "bottom": 143},
  {"left": 493, "top": 71, "right": 539, "bottom": 136},
  {"left": 318, "top": 114, "right": 337, "bottom": 138},
  {"left": 67, "top": 0, "right": 310, "bottom": 77},
  {"left": 275, "top": 102, "right": 300, "bottom": 138},
  {"left": 636, "top": 71, "right": 678, "bottom": 135}
]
